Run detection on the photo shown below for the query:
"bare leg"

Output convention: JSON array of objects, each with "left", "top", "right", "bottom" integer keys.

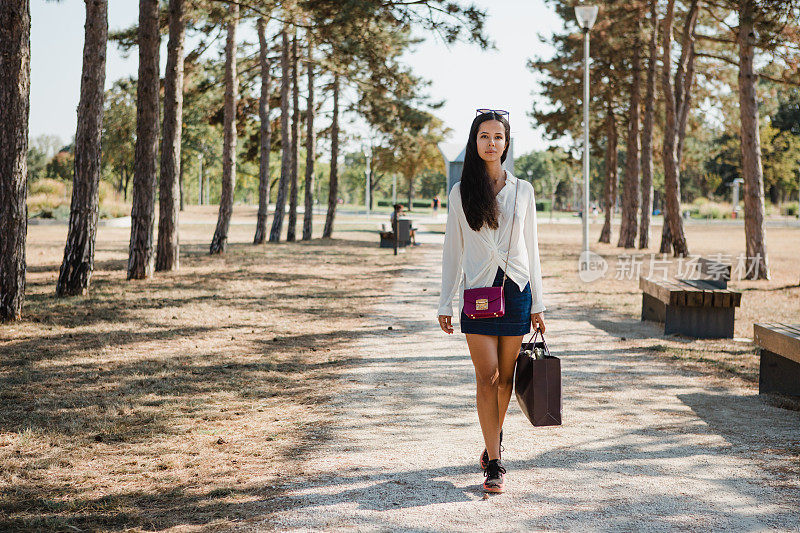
[
  {"left": 466, "top": 333, "right": 502, "bottom": 460},
  {"left": 496, "top": 335, "right": 523, "bottom": 432}
]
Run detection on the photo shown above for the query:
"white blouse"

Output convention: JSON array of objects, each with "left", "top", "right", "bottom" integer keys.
[{"left": 437, "top": 172, "right": 546, "bottom": 318}]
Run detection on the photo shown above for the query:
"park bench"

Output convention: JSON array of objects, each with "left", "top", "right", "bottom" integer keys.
[
  {"left": 639, "top": 256, "right": 741, "bottom": 338},
  {"left": 754, "top": 323, "right": 800, "bottom": 398}
]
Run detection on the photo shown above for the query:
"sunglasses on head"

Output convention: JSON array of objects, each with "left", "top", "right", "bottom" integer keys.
[{"left": 476, "top": 108, "right": 510, "bottom": 121}]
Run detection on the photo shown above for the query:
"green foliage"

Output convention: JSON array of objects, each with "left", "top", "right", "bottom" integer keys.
[
  {"left": 45, "top": 149, "right": 74, "bottom": 182},
  {"left": 101, "top": 78, "right": 136, "bottom": 197}
]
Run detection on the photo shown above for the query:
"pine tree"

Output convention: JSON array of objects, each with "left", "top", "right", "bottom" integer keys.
[
  {"left": 322, "top": 74, "right": 340, "bottom": 239},
  {"left": 639, "top": 0, "right": 658, "bottom": 250},
  {"left": 128, "top": 0, "right": 160, "bottom": 279},
  {"left": 0, "top": 0, "right": 30, "bottom": 321},
  {"left": 617, "top": 8, "right": 642, "bottom": 249},
  {"left": 302, "top": 34, "right": 315, "bottom": 241},
  {"left": 156, "top": 0, "right": 186, "bottom": 271},
  {"left": 286, "top": 31, "right": 300, "bottom": 242},
  {"left": 254, "top": 17, "right": 272, "bottom": 245},
  {"left": 56, "top": 0, "right": 108, "bottom": 296},
  {"left": 210, "top": 2, "right": 239, "bottom": 254},
  {"left": 599, "top": 102, "right": 618, "bottom": 244},
  {"left": 659, "top": 0, "right": 697, "bottom": 257},
  {"left": 269, "top": 25, "right": 292, "bottom": 243}
]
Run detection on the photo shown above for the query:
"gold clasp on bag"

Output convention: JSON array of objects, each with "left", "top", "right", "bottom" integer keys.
[{"left": 476, "top": 298, "right": 488, "bottom": 310}]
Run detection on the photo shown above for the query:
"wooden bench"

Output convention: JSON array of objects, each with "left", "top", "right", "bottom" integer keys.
[
  {"left": 640, "top": 257, "right": 741, "bottom": 338},
  {"left": 754, "top": 323, "right": 800, "bottom": 397}
]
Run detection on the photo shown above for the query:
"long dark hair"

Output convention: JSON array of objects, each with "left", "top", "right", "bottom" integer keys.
[{"left": 460, "top": 112, "right": 511, "bottom": 231}]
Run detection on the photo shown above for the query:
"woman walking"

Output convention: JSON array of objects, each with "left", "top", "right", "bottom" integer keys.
[{"left": 437, "top": 110, "right": 546, "bottom": 493}]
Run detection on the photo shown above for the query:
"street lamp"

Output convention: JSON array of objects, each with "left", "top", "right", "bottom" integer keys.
[
  {"left": 197, "top": 153, "right": 203, "bottom": 205},
  {"left": 363, "top": 143, "right": 372, "bottom": 215},
  {"left": 575, "top": 3, "right": 598, "bottom": 270}
]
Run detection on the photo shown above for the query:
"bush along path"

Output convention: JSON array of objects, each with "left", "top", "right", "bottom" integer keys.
[{"left": 255, "top": 241, "right": 800, "bottom": 532}]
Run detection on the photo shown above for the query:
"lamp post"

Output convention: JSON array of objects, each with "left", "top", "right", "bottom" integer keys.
[
  {"left": 197, "top": 153, "right": 203, "bottom": 205},
  {"left": 364, "top": 143, "right": 372, "bottom": 215},
  {"left": 575, "top": 3, "right": 598, "bottom": 269},
  {"left": 730, "top": 177, "right": 743, "bottom": 218}
]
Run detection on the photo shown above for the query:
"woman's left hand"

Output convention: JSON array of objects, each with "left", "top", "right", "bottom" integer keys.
[{"left": 531, "top": 312, "right": 545, "bottom": 334}]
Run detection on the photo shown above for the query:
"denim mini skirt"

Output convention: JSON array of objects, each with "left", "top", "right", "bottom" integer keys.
[{"left": 460, "top": 267, "right": 532, "bottom": 336}]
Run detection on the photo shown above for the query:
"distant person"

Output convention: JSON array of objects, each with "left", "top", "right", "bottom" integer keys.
[
  {"left": 432, "top": 195, "right": 440, "bottom": 213},
  {"left": 437, "top": 110, "right": 546, "bottom": 494},
  {"left": 391, "top": 203, "right": 417, "bottom": 245}
]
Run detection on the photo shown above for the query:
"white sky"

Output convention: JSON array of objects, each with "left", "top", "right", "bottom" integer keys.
[{"left": 30, "top": 0, "right": 562, "bottom": 155}]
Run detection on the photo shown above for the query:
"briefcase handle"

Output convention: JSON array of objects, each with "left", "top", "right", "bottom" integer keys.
[{"left": 523, "top": 329, "right": 551, "bottom": 357}]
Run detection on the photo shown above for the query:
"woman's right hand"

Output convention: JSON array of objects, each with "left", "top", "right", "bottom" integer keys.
[{"left": 438, "top": 315, "right": 454, "bottom": 334}]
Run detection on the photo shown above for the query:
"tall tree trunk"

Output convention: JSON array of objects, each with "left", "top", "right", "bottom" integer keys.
[
  {"left": 368, "top": 159, "right": 374, "bottom": 211},
  {"left": 639, "top": 0, "right": 658, "bottom": 250},
  {"left": 155, "top": 0, "right": 185, "bottom": 271},
  {"left": 210, "top": 4, "right": 239, "bottom": 254},
  {"left": 599, "top": 106, "right": 617, "bottom": 244},
  {"left": 0, "top": 0, "right": 30, "bottom": 321},
  {"left": 269, "top": 26, "right": 292, "bottom": 242},
  {"left": 179, "top": 157, "right": 184, "bottom": 211},
  {"left": 322, "top": 75, "right": 340, "bottom": 239},
  {"left": 127, "top": 0, "right": 160, "bottom": 279},
  {"left": 286, "top": 32, "right": 300, "bottom": 242},
  {"left": 618, "top": 17, "right": 642, "bottom": 249},
  {"left": 302, "top": 36, "right": 315, "bottom": 241},
  {"left": 254, "top": 17, "right": 272, "bottom": 244},
  {"left": 737, "top": 0, "right": 770, "bottom": 279},
  {"left": 676, "top": 8, "right": 697, "bottom": 165},
  {"left": 123, "top": 167, "right": 131, "bottom": 200},
  {"left": 659, "top": 216, "right": 672, "bottom": 253},
  {"left": 56, "top": 0, "right": 107, "bottom": 296},
  {"left": 659, "top": 0, "right": 694, "bottom": 257}
]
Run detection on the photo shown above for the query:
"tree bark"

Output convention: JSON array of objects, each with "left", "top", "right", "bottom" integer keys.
[
  {"left": 618, "top": 16, "right": 642, "bottom": 249},
  {"left": 155, "top": 0, "right": 185, "bottom": 271},
  {"left": 128, "top": 0, "right": 160, "bottom": 279},
  {"left": 322, "top": 75, "right": 340, "bottom": 239},
  {"left": 659, "top": 216, "right": 672, "bottom": 253},
  {"left": 676, "top": 7, "right": 697, "bottom": 165},
  {"left": 287, "top": 32, "right": 300, "bottom": 242},
  {"left": 599, "top": 105, "right": 617, "bottom": 244},
  {"left": 659, "top": 0, "right": 693, "bottom": 257},
  {"left": 254, "top": 17, "right": 272, "bottom": 244},
  {"left": 56, "top": 0, "right": 107, "bottom": 296},
  {"left": 123, "top": 168, "right": 131, "bottom": 200},
  {"left": 737, "top": 0, "right": 770, "bottom": 279},
  {"left": 269, "top": 26, "right": 292, "bottom": 242},
  {"left": 639, "top": 0, "right": 658, "bottom": 250},
  {"left": 210, "top": 4, "right": 239, "bottom": 254},
  {"left": 0, "top": 0, "right": 30, "bottom": 321},
  {"left": 302, "top": 36, "right": 315, "bottom": 241}
]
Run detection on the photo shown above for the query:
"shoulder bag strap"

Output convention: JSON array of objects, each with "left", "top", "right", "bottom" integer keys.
[{"left": 500, "top": 175, "right": 520, "bottom": 290}]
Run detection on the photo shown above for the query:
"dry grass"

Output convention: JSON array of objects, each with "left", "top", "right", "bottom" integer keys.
[
  {"left": 536, "top": 220, "right": 800, "bottom": 387},
  {"left": 0, "top": 206, "right": 425, "bottom": 531}
]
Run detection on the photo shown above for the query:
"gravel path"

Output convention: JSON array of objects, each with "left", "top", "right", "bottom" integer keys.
[{"left": 261, "top": 241, "right": 800, "bottom": 532}]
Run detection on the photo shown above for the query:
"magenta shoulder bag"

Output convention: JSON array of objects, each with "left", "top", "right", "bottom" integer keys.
[{"left": 462, "top": 177, "right": 519, "bottom": 320}]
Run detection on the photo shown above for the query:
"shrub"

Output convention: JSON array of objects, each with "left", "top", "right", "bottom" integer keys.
[
  {"left": 30, "top": 178, "right": 67, "bottom": 197},
  {"left": 690, "top": 200, "right": 734, "bottom": 219}
]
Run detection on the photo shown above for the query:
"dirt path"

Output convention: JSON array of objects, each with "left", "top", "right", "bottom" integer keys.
[{"left": 256, "top": 240, "right": 800, "bottom": 532}]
